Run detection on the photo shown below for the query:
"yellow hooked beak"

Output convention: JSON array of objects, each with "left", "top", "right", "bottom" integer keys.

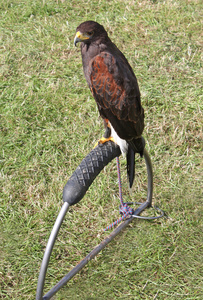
[{"left": 74, "top": 31, "right": 90, "bottom": 46}]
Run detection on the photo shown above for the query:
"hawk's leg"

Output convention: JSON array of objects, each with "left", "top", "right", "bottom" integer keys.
[{"left": 94, "top": 122, "right": 115, "bottom": 148}]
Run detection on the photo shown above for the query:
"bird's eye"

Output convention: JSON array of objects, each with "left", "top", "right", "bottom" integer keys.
[{"left": 87, "top": 31, "right": 94, "bottom": 36}]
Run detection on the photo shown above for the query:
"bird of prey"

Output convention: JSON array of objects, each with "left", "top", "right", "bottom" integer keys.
[{"left": 74, "top": 21, "right": 145, "bottom": 188}]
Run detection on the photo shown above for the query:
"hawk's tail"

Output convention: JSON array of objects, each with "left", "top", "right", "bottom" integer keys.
[
  {"left": 127, "top": 147, "right": 136, "bottom": 188},
  {"left": 127, "top": 137, "right": 145, "bottom": 188}
]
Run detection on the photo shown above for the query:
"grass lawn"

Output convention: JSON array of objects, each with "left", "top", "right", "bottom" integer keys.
[{"left": 0, "top": 0, "right": 202, "bottom": 299}]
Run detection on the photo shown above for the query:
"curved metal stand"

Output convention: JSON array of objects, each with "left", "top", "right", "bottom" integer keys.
[
  {"left": 36, "top": 142, "right": 154, "bottom": 300},
  {"left": 36, "top": 202, "right": 70, "bottom": 300}
]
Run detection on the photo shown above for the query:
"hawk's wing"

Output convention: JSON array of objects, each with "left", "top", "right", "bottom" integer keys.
[{"left": 89, "top": 52, "right": 144, "bottom": 139}]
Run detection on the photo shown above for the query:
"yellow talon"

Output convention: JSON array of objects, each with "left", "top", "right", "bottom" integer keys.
[{"left": 94, "top": 137, "right": 115, "bottom": 148}]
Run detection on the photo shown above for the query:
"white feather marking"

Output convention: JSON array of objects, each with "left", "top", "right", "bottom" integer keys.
[{"left": 109, "top": 122, "right": 128, "bottom": 155}]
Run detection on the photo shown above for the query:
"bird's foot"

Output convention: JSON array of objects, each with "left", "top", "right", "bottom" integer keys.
[{"left": 94, "top": 136, "right": 115, "bottom": 148}]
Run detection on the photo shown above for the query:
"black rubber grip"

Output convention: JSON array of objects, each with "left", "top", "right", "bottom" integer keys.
[{"left": 63, "top": 141, "right": 121, "bottom": 206}]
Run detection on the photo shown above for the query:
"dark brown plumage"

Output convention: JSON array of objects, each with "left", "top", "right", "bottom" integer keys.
[{"left": 74, "top": 21, "right": 145, "bottom": 187}]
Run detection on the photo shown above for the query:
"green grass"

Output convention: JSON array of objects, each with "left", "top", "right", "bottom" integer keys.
[{"left": 0, "top": 0, "right": 202, "bottom": 299}]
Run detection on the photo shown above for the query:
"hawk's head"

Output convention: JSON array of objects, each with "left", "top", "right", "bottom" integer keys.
[{"left": 74, "top": 21, "right": 108, "bottom": 46}]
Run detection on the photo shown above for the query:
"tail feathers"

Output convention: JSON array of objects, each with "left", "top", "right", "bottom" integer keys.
[
  {"left": 127, "top": 137, "right": 145, "bottom": 188},
  {"left": 128, "top": 137, "right": 145, "bottom": 157},
  {"left": 127, "top": 147, "right": 135, "bottom": 188}
]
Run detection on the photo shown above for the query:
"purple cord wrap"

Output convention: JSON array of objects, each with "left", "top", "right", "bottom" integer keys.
[{"left": 104, "top": 157, "right": 134, "bottom": 231}]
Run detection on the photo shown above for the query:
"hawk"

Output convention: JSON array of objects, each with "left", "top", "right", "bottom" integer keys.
[{"left": 74, "top": 21, "right": 145, "bottom": 188}]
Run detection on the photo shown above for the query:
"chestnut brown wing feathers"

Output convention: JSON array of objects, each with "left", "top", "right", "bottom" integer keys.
[{"left": 89, "top": 52, "right": 144, "bottom": 139}]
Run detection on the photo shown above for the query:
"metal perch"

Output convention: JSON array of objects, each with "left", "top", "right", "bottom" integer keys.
[{"left": 36, "top": 140, "right": 159, "bottom": 300}]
